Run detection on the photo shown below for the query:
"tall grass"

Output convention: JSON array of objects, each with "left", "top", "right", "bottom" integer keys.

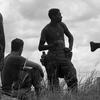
[{"left": 1, "top": 70, "right": 100, "bottom": 100}]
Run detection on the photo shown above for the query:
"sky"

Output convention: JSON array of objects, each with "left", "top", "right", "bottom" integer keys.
[{"left": 1, "top": 0, "right": 100, "bottom": 76}]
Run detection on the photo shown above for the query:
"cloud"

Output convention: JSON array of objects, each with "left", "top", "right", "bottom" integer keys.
[
  {"left": 3, "top": 0, "right": 100, "bottom": 40},
  {"left": 84, "top": 0, "right": 100, "bottom": 10},
  {"left": 15, "top": 0, "right": 50, "bottom": 21},
  {"left": 23, "top": 37, "right": 39, "bottom": 51},
  {"left": 73, "top": 46, "right": 100, "bottom": 71},
  {"left": 7, "top": 0, "right": 98, "bottom": 22},
  {"left": 1, "top": 0, "right": 100, "bottom": 74},
  {"left": 59, "top": 0, "right": 100, "bottom": 22}
]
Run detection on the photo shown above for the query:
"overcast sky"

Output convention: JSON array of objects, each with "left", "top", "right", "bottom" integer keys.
[{"left": 1, "top": 0, "right": 100, "bottom": 74}]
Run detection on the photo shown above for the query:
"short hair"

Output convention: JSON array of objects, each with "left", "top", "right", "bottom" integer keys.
[
  {"left": 11, "top": 38, "right": 24, "bottom": 52},
  {"left": 48, "top": 8, "right": 60, "bottom": 19}
]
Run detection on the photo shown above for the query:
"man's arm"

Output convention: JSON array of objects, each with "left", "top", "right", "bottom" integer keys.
[
  {"left": 0, "top": 13, "right": 5, "bottom": 53},
  {"left": 38, "top": 28, "right": 54, "bottom": 51},
  {"left": 24, "top": 60, "right": 44, "bottom": 77},
  {"left": 62, "top": 22, "right": 74, "bottom": 51},
  {"left": 25, "top": 60, "right": 41, "bottom": 69},
  {"left": 0, "top": 13, "right": 5, "bottom": 71}
]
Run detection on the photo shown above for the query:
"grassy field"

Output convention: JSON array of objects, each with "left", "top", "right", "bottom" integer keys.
[{"left": 0, "top": 70, "right": 100, "bottom": 100}]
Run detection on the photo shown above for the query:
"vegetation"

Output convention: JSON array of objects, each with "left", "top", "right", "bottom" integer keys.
[{"left": 0, "top": 70, "right": 100, "bottom": 100}]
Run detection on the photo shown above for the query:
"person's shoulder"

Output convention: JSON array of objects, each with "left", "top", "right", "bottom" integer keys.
[
  {"left": 6, "top": 54, "right": 25, "bottom": 60},
  {"left": 60, "top": 22, "right": 67, "bottom": 27},
  {"left": 44, "top": 23, "right": 50, "bottom": 30},
  {"left": 12, "top": 55, "right": 26, "bottom": 63},
  {"left": 4, "top": 54, "right": 13, "bottom": 62},
  {"left": 0, "top": 13, "right": 2, "bottom": 18},
  {"left": 59, "top": 22, "right": 69, "bottom": 31},
  {"left": 42, "top": 23, "right": 50, "bottom": 33},
  {"left": 17, "top": 55, "right": 26, "bottom": 60}
]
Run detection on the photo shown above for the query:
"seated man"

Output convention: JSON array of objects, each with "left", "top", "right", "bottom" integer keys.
[{"left": 1, "top": 38, "right": 44, "bottom": 98}]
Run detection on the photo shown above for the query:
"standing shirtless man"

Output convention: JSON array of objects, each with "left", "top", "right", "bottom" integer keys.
[{"left": 38, "top": 8, "right": 78, "bottom": 92}]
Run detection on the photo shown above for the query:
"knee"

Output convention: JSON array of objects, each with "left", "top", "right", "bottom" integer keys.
[{"left": 31, "top": 69, "right": 43, "bottom": 86}]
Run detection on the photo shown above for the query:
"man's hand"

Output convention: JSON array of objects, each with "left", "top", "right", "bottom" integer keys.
[{"left": 64, "top": 47, "right": 71, "bottom": 53}]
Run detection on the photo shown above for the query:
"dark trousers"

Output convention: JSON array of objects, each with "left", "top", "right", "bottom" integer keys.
[{"left": 46, "top": 59, "right": 78, "bottom": 92}]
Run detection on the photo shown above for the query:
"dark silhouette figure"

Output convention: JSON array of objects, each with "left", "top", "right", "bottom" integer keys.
[
  {"left": 0, "top": 13, "right": 5, "bottom": 71},
  {"left": 38, "top": 8, "right": 78, "bottom": 92},
  {"left": 1, "top": 38, "right": 44, "bottom": 98},
  {"left": 90, "top": 41, "right": 100, "bottom": 52}
]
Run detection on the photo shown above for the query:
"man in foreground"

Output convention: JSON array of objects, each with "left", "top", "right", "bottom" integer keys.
[
  {"left": 1, "top": 38, "right": 44, "bottom": 98},
  {"left": 38, "top": 8, "right": 78, "bottom": 92},
  {"left": 0, "top": 13, "right": 5, "bottom": 71}
]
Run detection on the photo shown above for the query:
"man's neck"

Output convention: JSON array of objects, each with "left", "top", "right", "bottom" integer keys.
[
  {"left": 11, "top": 51, "right": 20, "bottom": 56},
  {"left": 50, "top": 21, "right": 58, "bottom": 26}
]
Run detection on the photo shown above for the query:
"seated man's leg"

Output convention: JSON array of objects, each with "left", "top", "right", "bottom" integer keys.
[
  {"left": 46, "top": 62, "right": 60, "bottom": 91},
  {"left": 1, "top": 79, "right": 13, "bottom": 96},
  {"left": 13, "top": 71, "right": 32, "bottom": 90},
  {"left": 30, "top": 68, "right": 43, "bottom": 96},
  {"left": 1, "top": 72, "right": 13, "bottom": 94},
  {"left": 0, "top": 52, "right": 4, "bottom": 71},
  {"left": 2, "top": 82, "right": 12, "bottom": 93},
  {"left": 12, "top": 71, "right": 32, "bottom": 99},
  {"left": 62, "top": 60, "right": 78, "bottom": 93}
]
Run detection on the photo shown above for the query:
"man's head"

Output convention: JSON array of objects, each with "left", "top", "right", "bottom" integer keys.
[
  {"left": 48, "top": 8, "right": 62, "bottom": 23},
  {"left": 11, "top": 38, "right": 24, "bottom": 55}
]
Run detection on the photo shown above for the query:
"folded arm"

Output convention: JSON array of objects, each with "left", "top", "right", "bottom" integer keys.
[{"left": 24, "top": 60, "right": 44, "bottom": 78}]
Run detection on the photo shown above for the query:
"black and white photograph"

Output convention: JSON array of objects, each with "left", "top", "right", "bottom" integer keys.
[{"left": 0, "top": 0, "right": 100, "bottom": 100}]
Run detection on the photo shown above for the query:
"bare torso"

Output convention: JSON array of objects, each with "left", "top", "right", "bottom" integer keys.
[{"left": 44, "top": 22, "right": 65, "bottom": 50}]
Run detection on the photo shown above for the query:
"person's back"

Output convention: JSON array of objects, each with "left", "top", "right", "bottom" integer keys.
[{"left": 2, "top": 53, "right": 26, "bottom": 92}]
